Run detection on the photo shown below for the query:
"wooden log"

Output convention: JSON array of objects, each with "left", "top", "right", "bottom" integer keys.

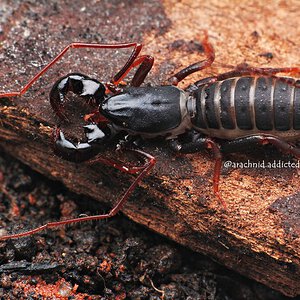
[{"left": 0, "top": 0, "right": 300, "bottom": 297}]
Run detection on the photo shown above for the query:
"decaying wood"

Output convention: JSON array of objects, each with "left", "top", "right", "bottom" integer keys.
[{"left": 0, "top": 0, "right": 300, "bottom": 297}]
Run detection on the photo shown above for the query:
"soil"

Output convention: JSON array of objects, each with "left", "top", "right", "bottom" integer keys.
[
  {"left": 0, "top": 149, "right": 296, "bottom": 299},
  {"left": 1, "top": 0, "right": 300, "bottom": 298}
]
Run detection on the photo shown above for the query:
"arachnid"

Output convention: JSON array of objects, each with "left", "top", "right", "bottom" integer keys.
[{"left": 0, "top": 32, "right": 299, "bottom": 239}]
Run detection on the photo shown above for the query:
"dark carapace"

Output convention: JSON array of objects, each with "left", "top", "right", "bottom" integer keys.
[{"left": 0, "top": 32, "right": 299, "bottom": 239}]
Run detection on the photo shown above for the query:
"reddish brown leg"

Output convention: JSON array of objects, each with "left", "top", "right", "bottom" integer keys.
[
  {"left": 220, "top": 134, "right": 300, "bottom": 158},
  {"left": 191, "top": 64, "right": 300, "bottom": 90},
  {"left": 0, "top": 42, "right": 143, "bottom": 98},
  {"left": 257, "top": 135, "right": 300, "bottom": 158},
  {"left": 168, "top": 31, "right": 215, "bottom": 86},
  {"left": 111, "top": 55, "right": 154, "bottom": 87},
  {"left": 217, "top": 64, "right": 300, "bottom": 82},
  {"left": 205, "top": 140, "right": 226, "bottom": 209},
  {"left": 130, "top": 55, "right": 155, "bottom": 87},
  {"left": 169, "top": 135, "right": 226, "bottom": 208},
  {"left": 0, "top": 149, "right": 156, "bottom": 240},
  {"left": 111, "top": 44, "right": 142, "bottom": 84}
]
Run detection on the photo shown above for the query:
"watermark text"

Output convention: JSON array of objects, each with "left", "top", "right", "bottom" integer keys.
[{"left": 223, "top": 160, "right": 300, "bottom": 169}]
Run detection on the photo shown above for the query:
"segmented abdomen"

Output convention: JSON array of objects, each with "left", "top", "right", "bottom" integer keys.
[{"left": 192, "top": 76, "right": 300, "bottom": 139}]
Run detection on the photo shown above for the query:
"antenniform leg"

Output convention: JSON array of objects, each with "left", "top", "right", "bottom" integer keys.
[
  {"left": 49, "top": 55, "right": 155, "bottom": 122},
  {"left": 0, "top": 129, "right": 156, "bottom": 240},
  {"left": 169, "top": 131, "right": 226, "bottom": 208},
  {"left": 0, "top": 42, "right": 147, "bottom": 99}
]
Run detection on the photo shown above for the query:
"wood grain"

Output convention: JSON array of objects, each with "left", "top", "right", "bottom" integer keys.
[{"left": 0, "top": 0, "right": 299, "bottom": 296}]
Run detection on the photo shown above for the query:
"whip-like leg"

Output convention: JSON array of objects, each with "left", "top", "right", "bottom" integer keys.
[
  {"left": 0, "top": 41, "right": 150, "bottom": 99},
  {"left": 168, "top": 31, "right": 215, "bottom": 86},
  {"left": 0, "top": 147, "right": 155, "bottom": 240}
]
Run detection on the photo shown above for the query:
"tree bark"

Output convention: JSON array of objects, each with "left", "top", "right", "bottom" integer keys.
[{"left": 0, "top": 0, "right": 300, "bottom": 297}]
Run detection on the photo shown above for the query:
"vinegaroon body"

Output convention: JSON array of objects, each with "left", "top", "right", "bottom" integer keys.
[{"left": 0, "top": 33, "right": 300, "bottom": 240}]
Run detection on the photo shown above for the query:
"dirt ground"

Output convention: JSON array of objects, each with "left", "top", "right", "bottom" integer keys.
[
  {"left": 0, "top": 149, "right": 297, "bottom": 299},
  {"left": 1, "top": 0, "right": 300, "bottom": 298}
]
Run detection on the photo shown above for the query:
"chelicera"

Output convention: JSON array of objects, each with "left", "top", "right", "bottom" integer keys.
[{"left": 0, "top": 32, "right": 299, "bottom": 240}]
